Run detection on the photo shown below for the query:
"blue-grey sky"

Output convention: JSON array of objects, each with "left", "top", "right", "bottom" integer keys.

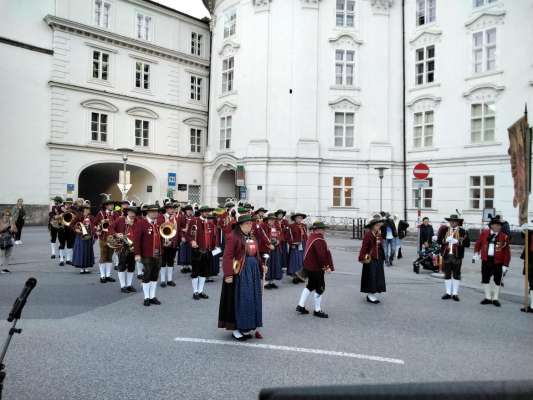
[{"left": 155, "top": 0, "right": 210, "bottom": 19}]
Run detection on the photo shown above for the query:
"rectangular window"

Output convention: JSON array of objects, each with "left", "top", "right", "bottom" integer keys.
[
  {"left": 190, "top": 128, "right": 202, "bottom": 153},
  {"left": 332, "top": 177, "right": 354, "bottom": 207},
  {"left": 94, "top": 0, "right": 111, "bottom": 28},
  {"left": 188, "top": 185, "right": 201, "bottom": 204},
  {"left": 135, "top": 61, "right": 150, "bottom": 90},
  {"left": 91, "top": 112, "right": 108, "bottom": 142},
  {"left": 470, "top": 102, "right": 495, "bottom": 143},
  {"left": 136, "top": 13, "right": 152, "bottom": 40},
  {"left": 473, "top": 28, "right": 496, "bottom": 73},
  {"left": 412, "top": 177, "right": 433, "bottom": 209},
  {"left": 415, "top": 45, "right": 435, "bottom": 85},
  {"left": 413, "top": 110, "right": 434, "bottom": 148},
  {"left": 416, "top": 0, "right": 436, "bottom": 26},
  {"left": 334, "top": 112, "right": 354, "bottom": 148},
  {"left": 191, "top": 32, "right": 203, "bottom": 56},
  {"left": 134, "top": 119, "right": 149, "bottom": 147},
  {"left": 220, "top": 116, "right": 232, "bottom": 150},
  {"left": 190, "top": 76, "right": 202, "bottom": 101},
  {"left": 336, "top": 0, "right": 355, "bottom": 27},
  {"left": 473, "top": 0, "right": 497, "bottom": 7},
  {"left": 335, "top": 49, "right": 355, "bottom": 86},
  {"left": 222, "top": 56, "right": 234, "bottom": 94},
  {"left": 92, "top": 50, "right": 109, "bottom": 80},
  {"left": 469, "top": 175, "right": 494, "bottom": 209},
  {"left": 224, "top": 9, "right": 236, "bottom": 38}
]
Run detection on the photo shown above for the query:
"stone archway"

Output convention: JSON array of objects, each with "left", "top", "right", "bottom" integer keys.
[
  {"left": 78, "top": 162, "right": 157, "bottom": 210},
  {"left": 217, "top": 169, "right": 238, "bottom": 206}
]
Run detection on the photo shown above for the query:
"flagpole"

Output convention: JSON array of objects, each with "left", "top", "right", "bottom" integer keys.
[{"left": 524, "top": 104, "right": 530, "bottom": 311}]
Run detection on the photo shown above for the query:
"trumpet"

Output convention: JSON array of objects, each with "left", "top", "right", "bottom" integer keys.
[
  {"left": 160, "top": 221, "right": 177, "bottom": 246},
  {"left": 61, "top": 212, "right": 75, "bottom": 227},
  {"left": 76, "top": 222, "right": 92, "bottom": 240}
]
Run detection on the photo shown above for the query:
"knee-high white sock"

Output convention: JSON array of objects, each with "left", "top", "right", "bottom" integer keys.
[
  {"left": 160, "top": 267, "right": 167, "bottom": 283},
  {"left": 112, "top": 252, "right": 118, "bottom": 267},
  {"left": 50, "top": 243, "right": 56, "bottom": 255},
  {"left": 149, "top": 281, "right": 157, "bottom": 299},
  {"left": 314, "top": 293, "right": 322, "bottom": 312},
  {"left": 167, "top": 266, "right": 174, "bottom": 282},
  {"left": 298, "top": 288, "right": 311, "bottom": 307},
  {"left": 493, "top": 285, "right": 500, "bottom": 301},
  {"left": 198, "top": 277, "right": 206, "bottom": 293},
  {"left": 452, "top": 279, "right": 460, "bottom": 295},
  {"left": 483, "top": 283, "right": 491, "bottom": 300},
  {"left": 67, "top": 249, "right": 73, "bottom": 262},
  {"left": 126, "top": 272, "right": 134, "bottom": 287},
  {"left": 142, "top": 282, "right": 150, "bottom": 299},
  {"left": 105, "top": 263, "right": 112, "bottom": 277},
  {"left": 445, "top": 279, "right": 452, "bottom": 295},
  {"left": 118, "top": 271, "right": 126, "bottom": 288},
  {"left": 59, "top": 249, "right": 65, "bottom": 261},
  {"left": 99, "top": 264, "right": 106, "bottom": 278},
  {"left": 192, "top": 277, "right": 199, "bottom": 293},
  {"left": 136, "top": 262, "right": 143, "bottom": 275}
]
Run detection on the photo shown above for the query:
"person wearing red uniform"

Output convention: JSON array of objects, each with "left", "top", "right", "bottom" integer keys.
[
  {"left": 58, "top": 198, "right": 77, "bottom": 267},
  {"left": 259, "top": 213, "right": 283, "bottom": 289},
  {"left": 474, "top": 217, "right": 511, "bottom": 307},
  {"left": 178, "top": 205, "right": 194, "bottom": 273},
  {"left": 134, "top": 205, "right": 162, "bottom": 307},
  {"left": 288, "top": 213, "right": 308, "bottom": 282},
  {"left": 48, "top": 196, "right": 63, "bottom": 260},
  {"left": 187, "top": 205, "right": 218, "bottom": 300},
  {"left": 94, "top": 197, "right": 117, "bottom": 283},
  {"left": 110, "top": 207, "right": 138, "bottom": 293},
  {"left": 296, "top": 221, "right": 334, "bottom": 318},
  {"left": 358, "top": 216, "right": 386, "bottom": 304},
  {"left": 275, "top": 209, "right": 289, "bottom": 270},
  {"left": 157, "top": 203, "right": 179, "bottom": 288}
]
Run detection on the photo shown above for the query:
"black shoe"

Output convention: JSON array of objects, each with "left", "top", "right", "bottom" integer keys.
[
  {"left": 199, "top": 292, "right": 209, "bottom": 299},
  {"left": 160, "top": 282, "right": 167, "bottom": 288},
  {"left": 105, "top": 277, "right": 116, "bottom": 282},
  {"left": 271, "top": 283, "right": 279, "bottom": 289},
  {"left": 127, "top": 286, "right": 137, "bottom": 292},
  {"left": 167, "top": 281, "right": 176, "bottom": 287},
  {"left": 114, "top": 265, "right": 118, "bottom": 271},
  {"left": 296, "top": 305, "right": 309, "bottom": 314},
  {"left": 442, "top": 294, "right": 452, "bottom": 300},
  {"left": 66, "top": 261, "right": 72, "bottom": 265},
  {"left": 121, "top": 287, "right": 129, "bottom": 293},
  {"left": 51, "top": 255, "right": 56, "bottom": 259},
  {"left": 452, "top": 295, "right": 460, "bottom": 302},
  {"left": 313, "top": 310, "right": 329, "bottom": 318},
  {"left": 481, "top": 299, "right": 492, "bottom": 305},
  {"left": 100, "top": 277, "right": 107, "bottom": 283},
  {"left": 264, "top": 283, "right": 274, "bottom": 290},
  {"left": 1, "top": 269, "right": 11, "bottom": 274},
  {"left": 143, "top": 299, "right": 151, "bottom": 307},
  {"left": 366, "top": 296, "right": 380, "bottom": 304},
  {"left": 137, "top": 274, "right": 144, "bottom": 280},
  {"left": 206, "top": 278, "right": 215, "bottom": 283},
  {"left": 59, "top": 261, "right": 65, "bottom": 266},
  {"left": 242, "top": 332, "right": 253, "bottom": 340},
  {"left": 492, "top": 300, "right": 501, "bottom": 307},
  {"left": 521, "top": 306, "right": 533, "bottom": 313},
  {"left": 149, "top": 297, "right": 161, "bottom": 305},
  {"left": 193, "top": 292, "right": 200, "bottom": 300},
  {"left": 292, "top": 277, "right": 302, "bottom": 284}
]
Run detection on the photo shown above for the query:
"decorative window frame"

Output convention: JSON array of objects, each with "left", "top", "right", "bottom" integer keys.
[
  {"left": 328, "top": 97, "right": 361, "bottom": 151},
  {"left": 409, "top": 29, "right": 442, "bottom": 89},
  {"left": 126, "top": 107, "right": 159, "bottom": 151},
  {"left": 129, "top": 54, "right": 157, "bottom": 96},
  {"left": 334, "top": 0, "right": 358, "bottom": 30},
  {"left": 406, "top": 95, "right": 441, "bottom": 152},
  {"left": 216, "top": 102, "right": 237, "bottom": 153},
  {"left": 81, "top": 99, "right": 118, "bottom": 148},
  {"left": 329, "top": 33, "right": 363, "bottom": 91},
  {"left": 93, "top": 0, "right": 113, "bottom": 30},
  {"left": 134, "top": 10, "right": 155, "bottom": 42},
  {"left": 86, "top": 42, "right": 117, "bottom": 87},
  {"left": 183, "top": 117, "right": 207, "bottom": 156}
]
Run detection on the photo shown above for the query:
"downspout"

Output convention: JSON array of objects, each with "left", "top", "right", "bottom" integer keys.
[{"left": 401, "top": 0, "right": 407, "bottom": 221}]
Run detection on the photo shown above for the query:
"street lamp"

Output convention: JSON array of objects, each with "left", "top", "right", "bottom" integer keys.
[
  {"left": 374, "top": 167, "right": 389, "bottom": 213},
  {"left": 116, "top": 148, "right": 133, "bottom": 201}
]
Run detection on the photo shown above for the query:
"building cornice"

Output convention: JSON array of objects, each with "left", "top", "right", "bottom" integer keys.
[
  {"left": 47, "top": 142, "right": 205, "bottom": 164},
  {"left": 125, "top": 0, "right": 210, "bottom": 26},
  {"left": 43, "top": 15, "right": 209, "bottom": 70},
  {"left": 48, "top": 80, "right": 207, "bottom": 116}
]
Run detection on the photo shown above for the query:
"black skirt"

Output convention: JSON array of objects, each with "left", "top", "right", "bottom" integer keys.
[
  {"left": 218, "top": 280, "right": 236, "bottom": 330},
  {"left": 360, "top": 259, "right": 386, "bottom": 294}
]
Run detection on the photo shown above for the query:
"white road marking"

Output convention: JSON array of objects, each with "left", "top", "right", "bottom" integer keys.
[{"left": 173, "top": 337, "right": 404, "bottom": 365}]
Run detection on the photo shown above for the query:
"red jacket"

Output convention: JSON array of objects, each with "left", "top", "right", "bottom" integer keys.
[
  {"left": 256, "top": 222, "right": 273, "bottom": 253},
  {"left": 133, "top": 217, "right": 161, "bottom": 258},
  {"left": 110, "top": 216, "right": 137, "bottom": 243},
  {"left": 288, "top": 222, "right": 308, "bottom": 246},
  {"left": 303, "top": 232, "right": 334, "bottom": 272},
  {"left": 358, "top": 230, "right": 383, "bottom": 262},
  {"left": 157, "top": 213, "right": 180, "bottom": 248},
  {"left": 222, "top": 230, "right": 262, "bottom": 278},
  {"left": 186, "top": 217, "right": 218, "bottom": 251},
  {"left": 94, "top": 209, "right": 116, "bottom": 239},
  {"left": 279, "top": 219, "right": 289, "bottom": 243},
  {"left": 474, "top": 229, "right": 511, "bottom": 265}
]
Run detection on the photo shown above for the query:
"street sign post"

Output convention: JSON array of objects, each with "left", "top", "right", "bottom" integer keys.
[{"left": 413, "top": 163, "right": 430, "bottom": 253}]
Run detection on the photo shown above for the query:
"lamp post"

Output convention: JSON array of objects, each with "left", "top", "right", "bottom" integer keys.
[
  {"left": 374, "top": 167, "right": 389, "bottom": 213},
  {"left": 116, "top": 148, "right": 133, "bottom": 201}
]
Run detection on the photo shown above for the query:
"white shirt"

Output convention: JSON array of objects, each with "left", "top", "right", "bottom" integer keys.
[{"left": 488, "top": 230, "right": 496, "bottom": 256}]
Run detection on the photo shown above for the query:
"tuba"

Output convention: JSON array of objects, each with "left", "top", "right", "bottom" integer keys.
[
  {"left": 106, "top": 233, "right": 132, "bottom": 250},
  {"left": 50, "top": 214, "right": 63, "bottom": 229},
  {"left": 61, "top": 212, "right": 74, "bottom": 227}
]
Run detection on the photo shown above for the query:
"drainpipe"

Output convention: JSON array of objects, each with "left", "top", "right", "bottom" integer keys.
[{"left": 401, "top": 0, "right": 408, "bottom": 221}]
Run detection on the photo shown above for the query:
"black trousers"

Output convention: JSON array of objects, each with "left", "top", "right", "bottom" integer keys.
[
  {"left": 191, "top": 249, "right": 211, "bottom": 278},
  {"left": 50, "top": 226, "right": 60, "bottom": 243},
  {"left": 306, "top": 270, "right": 325, "bottom": 295},
  {"left": 141, "top": 256, "right": 161, "bottom": 283},
  {"left": 118, "top": 251, "right": 135, "bottom": 273},
  {"left": 443, "top": 254, "right": 462, "bottom": 280},
  {"left": 162, "top": 246, "right": 178, "bottom": 267},
  {"left": 58, "top": 229, "right": 75, "bottom": 249},
  {"left": 14, "top": 219, "right": 24, "bottom": 241},
  {"left": 481, "top": 256, "right": 503, "bottom": 285}
]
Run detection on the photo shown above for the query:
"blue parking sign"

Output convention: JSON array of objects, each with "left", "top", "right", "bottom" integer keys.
[{"left": 168, "top": 172, "right": 176, "bottom": 187}]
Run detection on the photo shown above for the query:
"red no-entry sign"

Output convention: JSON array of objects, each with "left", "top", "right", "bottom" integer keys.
[{"left": 413, "top": 163, "right": 430, "bottom": 179}]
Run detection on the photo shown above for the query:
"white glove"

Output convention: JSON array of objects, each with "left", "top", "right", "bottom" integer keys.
[{"left": 502, "top": 266, "right": 509, "bottom": 274}]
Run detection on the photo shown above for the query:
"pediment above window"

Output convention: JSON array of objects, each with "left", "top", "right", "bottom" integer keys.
[
  {"left": 183, "top": 117, "right": 207, "bottom": 127},
  {"left": 217, "top": 101, "right": 237, "bottom": 115},
  {"left": 407, "top": 95, "right": 442, "bottom": 111},
  {"left": 465, "top": 10, "right": 506, "bottom": 31},
  {"left": 463, "top": 83, "right": 505, "bottom": 102},
  {"left": 328, "top": 97, "right": 361, "bottom": 111},
  {"left": 80, "top": 99, "right": 118, "bottom": 113},
  {"left": 126, "top": 107, "right": 159, "bottom": 119},
  {"left": 328, "top": 33, "right": 363, "bottom": 47},
  {"left": 218, "top": 41, "right": 240, "bottom": 57},
  {"left": 409, "top": 29, "right": 443, "bottom": 47},
  {"left": 300, "top": 0, "right": 320, "bottom": 9},
  {"left": 253, "top": 0, "right": 271, "bottom": 12}
]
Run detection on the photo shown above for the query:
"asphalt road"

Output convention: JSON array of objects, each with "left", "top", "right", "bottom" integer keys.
[{"left": 1, "top": 228, "right": 532, "bottom": 400}]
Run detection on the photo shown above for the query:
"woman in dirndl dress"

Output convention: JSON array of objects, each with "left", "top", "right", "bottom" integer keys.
[
  {"left": 72, "top": 203, "right": 95, "bottom": 274},
  {"left": 358, "top": 216, "right": 386, "bottom": 304},
  {"left": 178, "top": 205, "right": 194, "bottom": 273},
  {"left": 263, "top": 213, "right": 283, "bottom": 289},
  {"left": 218, "top": 214, "right": 263, "bottom": 341}
]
